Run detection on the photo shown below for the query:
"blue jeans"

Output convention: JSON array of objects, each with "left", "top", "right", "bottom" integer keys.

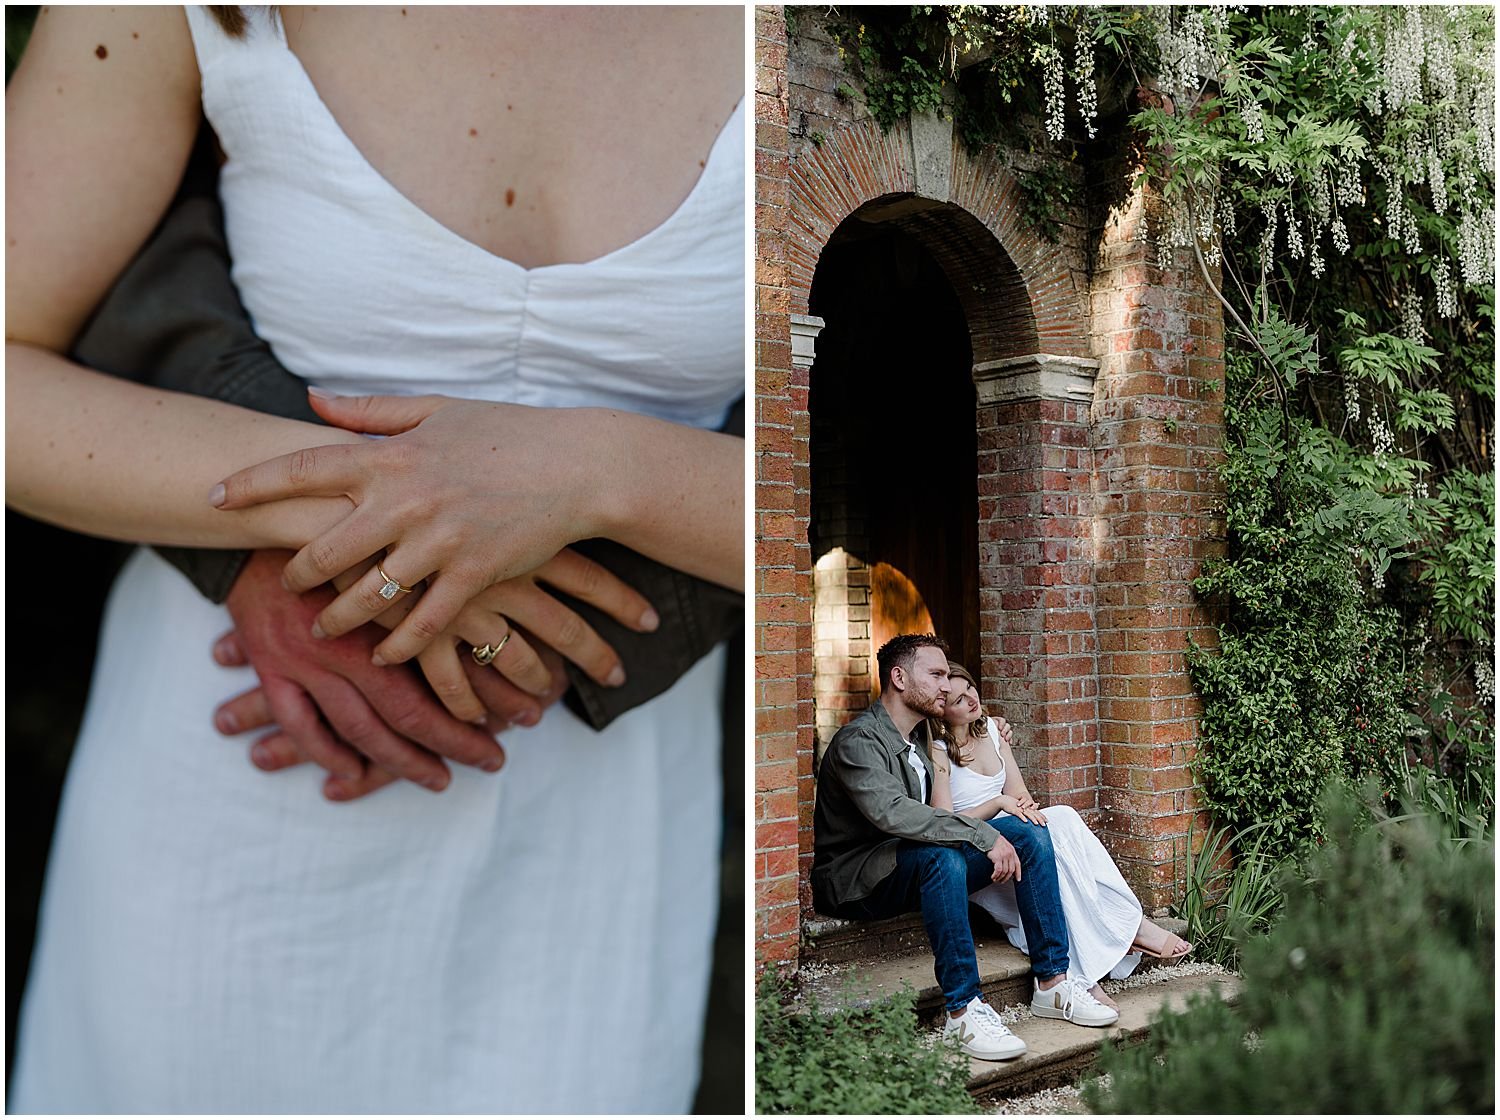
[{"left": 845, "top": 818, "right": 1069, "bottom": 1010}]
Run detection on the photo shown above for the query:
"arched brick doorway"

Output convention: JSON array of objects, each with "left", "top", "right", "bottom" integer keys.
[
  {"left": 756, "top": 26, "right": 1227, "bottom": 962},
  {"left": 806, "top": 194, "right": 1040, "bottom": 759}
]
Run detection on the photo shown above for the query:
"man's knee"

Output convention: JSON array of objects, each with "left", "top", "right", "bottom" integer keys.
[{"left": 1006, "top": 820, "right": 1055, "bottom": 860}]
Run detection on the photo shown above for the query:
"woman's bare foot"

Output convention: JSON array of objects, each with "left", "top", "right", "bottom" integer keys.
[
  {"left": 1131, "top": 917, "right": 1192, "bottom": 960},
  {"left": 1089, "top": 983, "right": 1119, "bottom": 1011}
]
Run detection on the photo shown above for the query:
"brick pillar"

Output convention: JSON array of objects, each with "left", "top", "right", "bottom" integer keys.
[
  {"left": 812, "top": 549, "right": 873, "bottom": 757},
  {"left": 1089, "top": 180, "right": 1226, "bottom": 907},
  {"left": 753, "top": 5, "right": 803, "bottom": 967},
  {"left": 975, "top": 356, "right": 1103, "bottom": 814}
]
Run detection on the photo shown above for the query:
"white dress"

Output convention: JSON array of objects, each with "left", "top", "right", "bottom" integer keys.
[
  {"left": 946, "top": 719, "right": 1143, "bottom": 986},
  {"left": 10, "top": 8, "right": 743, "bottom": 1114}
]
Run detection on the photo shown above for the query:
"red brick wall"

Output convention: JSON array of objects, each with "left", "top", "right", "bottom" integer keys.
[
  {"left": 977, "top": 392, "right": 1101, "bottom": 812},
  {"left": 1089, "top": 184, "right": 1226, "bottom": 905},
  {"left": 753, "top": 4, "right": 803, "bottom": 967}
]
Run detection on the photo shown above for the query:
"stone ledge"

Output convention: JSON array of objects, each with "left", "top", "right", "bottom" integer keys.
[{"left": 975, "top": 353, "right": 1101, "bottom": 404}]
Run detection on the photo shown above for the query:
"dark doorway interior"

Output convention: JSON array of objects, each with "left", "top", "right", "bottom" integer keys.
[{"left": 809, "top": 205, "right": 981, "bottom": 677}]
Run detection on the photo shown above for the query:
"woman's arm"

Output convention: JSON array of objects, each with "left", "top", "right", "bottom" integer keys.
[
  {"left": 929, "top": 741, "right": 954, "bottom": 812},
  {"left": 998, "top": 737, "right": 1036, "bottom": 805},
  {"left": 6, "top": 7, "right": 359, "bottom": 549},
  {"left": 7, "top": 354, "right": 360, "bottom": 548}
]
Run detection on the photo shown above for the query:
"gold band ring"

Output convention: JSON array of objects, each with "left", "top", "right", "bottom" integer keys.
[
  {"left": 376, "top": 565, "right": 414, "bottom": 601},
  {"left": 471, "top": 631, "right": 513, "bottom": 667}
]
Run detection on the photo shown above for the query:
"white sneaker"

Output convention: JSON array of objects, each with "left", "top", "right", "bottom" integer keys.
[
  {"left": 942, "top": 997, "right": 1027, "bottom": 1060},
  {"left": 1031, "top": 976, "right": 1120, "bottom": 1027}
]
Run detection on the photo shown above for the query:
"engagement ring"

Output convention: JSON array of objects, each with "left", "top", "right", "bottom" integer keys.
[{"left": 376, "top": 565, "right": 414, "bottom": 600}]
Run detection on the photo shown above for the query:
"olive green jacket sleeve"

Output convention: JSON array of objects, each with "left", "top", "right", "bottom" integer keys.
[{"left": 811, "top": 702, "right": 998, "bottom": 912}]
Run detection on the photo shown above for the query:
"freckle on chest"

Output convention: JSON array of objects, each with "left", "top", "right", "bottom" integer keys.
[
  {"left": 505, "top": 189, "right": 515, "bottom": 208},
  {"left": 94, "top": 44, "right": 108, "bottom": 59}
]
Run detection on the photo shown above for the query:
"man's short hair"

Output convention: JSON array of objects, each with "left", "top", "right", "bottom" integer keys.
[{"left": 876, "top": 633, "right": 949, "bottom": 690}]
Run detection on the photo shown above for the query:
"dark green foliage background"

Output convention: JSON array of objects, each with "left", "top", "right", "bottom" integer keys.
[{"left": 1088, "top": 787, "right": 1495, "bottom": 1113}]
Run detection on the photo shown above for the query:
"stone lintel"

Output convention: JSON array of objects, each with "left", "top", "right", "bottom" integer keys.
[
  {"left": 790, "top": 313, "right": 826, "bottom": 368},
  {"left": 973, "top": 353, "right": 1100, "bottom": 405}
]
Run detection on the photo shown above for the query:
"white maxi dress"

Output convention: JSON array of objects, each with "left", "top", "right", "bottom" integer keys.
[
  {"left": 11, "top": 8, "right": 743, "bottom": 1114},
  {"left": 946, "top": 719, "right": 1144, "bottom": 986}
]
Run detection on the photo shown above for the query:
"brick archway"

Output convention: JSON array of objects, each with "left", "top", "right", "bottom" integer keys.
[
  {"left": 756, "top": 6, "right": 1227, "bottom": 968},
  {"left": 787, "top": 112, "right": 1111, "bottom": 932},
  {"left": 784, "top": 116, "right": 1091, "bottom": 362}
]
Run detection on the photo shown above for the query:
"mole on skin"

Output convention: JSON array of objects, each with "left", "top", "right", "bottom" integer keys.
[
  {"left": 94, "top": 44, "right": 108, "bottom": 59},
  {"left": 505, "top": 189, "right": 515, "bottom": 208},
  {"left": 469, "top": 128, "right": 478, "bottom": 137}
]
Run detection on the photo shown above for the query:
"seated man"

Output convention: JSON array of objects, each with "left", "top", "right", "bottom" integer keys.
[{"left": 812, "top": 633, "right": 1117, "bottom": 1060}]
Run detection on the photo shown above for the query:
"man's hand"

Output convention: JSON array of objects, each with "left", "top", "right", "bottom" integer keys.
[
  {"left": 212, "top": 550, "right": 509, "bottom": 797},
  {"left": 987, "top": 834, "right": 1022, "bottom": 883},
  {"left": 993, "top": 712, "right": 1015, "bottom": 747}
]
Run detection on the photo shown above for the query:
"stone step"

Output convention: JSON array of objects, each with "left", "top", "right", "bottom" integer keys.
[
  {"left": 800, "top": 925, "right": 1037, "bottom": 1016},
  {"left": 967, "top": 970, "right": 1240, "bottom": 1103},
  {"left": 801, "top": 911, "right": 1191, "bottom": 1017},
  {"left": 803, "top": 912, "right": 930, "bottom": 966}
]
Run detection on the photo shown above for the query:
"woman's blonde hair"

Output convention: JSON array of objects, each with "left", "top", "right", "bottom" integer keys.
[{"left": 927, "top": 661, "right": 989, "bottom": 768}]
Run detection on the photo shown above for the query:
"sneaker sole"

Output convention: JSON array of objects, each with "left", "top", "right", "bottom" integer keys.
[
  {"left": 959, "top": 1039, "right": 1027, "bottom": 1061},
  {"left": 1030, "top": 1003, "right": 1119, "bottom": 1028}
]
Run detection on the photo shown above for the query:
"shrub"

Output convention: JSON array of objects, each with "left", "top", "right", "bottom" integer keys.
[
  {"left": 1087, "top": 786, "right": 1495, "bottom": 1114},
  {"left": 1188, "top": 358, "right": 1413, "bottom": 843},
  {"left": 755, "top": 968, "right": 977, "bottom": 1115}
]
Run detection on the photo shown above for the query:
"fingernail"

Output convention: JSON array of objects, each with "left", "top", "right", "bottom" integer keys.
[
  {"left": 480, "top": 755, "right": 504, "bottom": 772},
  {"left": 605, "top": 665, "right": 626, "bottom": 687},
  {"left": 371, "top": 654, "right": 386, "bottom": 667},
  {"left": 423, "top": 774, "right": 448, "bottom": 791},
  {"left": 208, "top": 483, "right": 226, "bottom": 508},
  {"left": 325, "top": 780, "right": 347, "bottom": 800},
  {"left": 515, "top": 708, "right": 540, "bottom": 727},
  {"left": 311, "top": 621, "right": 327, "bottom": 640},
  {"left": 639, "top": 607, "right": 660, "bottom": 632},
  {"left": 216, "top": 710, "right": 239, "bottom": 734},
  {"left": 250, "top": 743, "right": 272, "bottom": 767},
  {"left": 307, "top": 385, "right": 339, "bottom": 400}
]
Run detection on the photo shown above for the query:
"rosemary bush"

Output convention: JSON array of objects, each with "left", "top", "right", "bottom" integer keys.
[{"left": 755, "top": 969, "right": 976, "bottom": 1116}]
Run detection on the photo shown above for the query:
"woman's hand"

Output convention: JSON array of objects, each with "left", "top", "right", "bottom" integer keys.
[
  {"left": 1000, "top": 795, "right": 1048, "bottom": 827},
  {"left": 211, "top": 392, "right": 658, "bottom": 663},
  {"left": 210, "top": 388, "right": 742, "bottom": 664},
  {"left": 340, "top": 546, "right": 656, "bottom": 724}
]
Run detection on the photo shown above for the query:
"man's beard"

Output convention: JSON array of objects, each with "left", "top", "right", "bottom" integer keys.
[{"left": 908, "top": 682, "right": 947, "bottom": 720}]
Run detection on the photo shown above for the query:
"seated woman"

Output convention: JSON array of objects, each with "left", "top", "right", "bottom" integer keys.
[{"left": 929, "top": 662, "right": 1190, "bottom": 1010}]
